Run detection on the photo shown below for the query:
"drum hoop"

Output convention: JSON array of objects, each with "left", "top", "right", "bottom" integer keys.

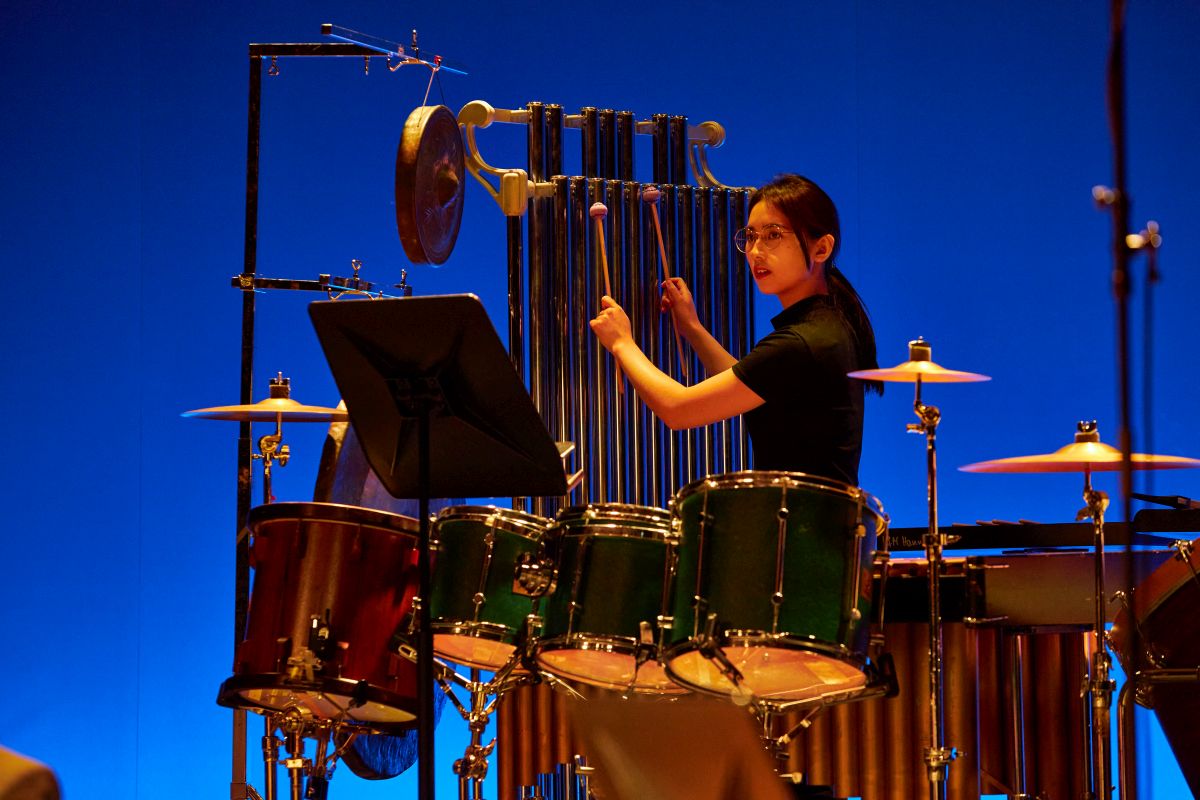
[
  {"left": 664, "top": 634, "right": 867, "bottom": 671},
  {"left": 536, "top": 632, "right": 640, "bottom": 656},
  {"left": 435, "top": 505, "right": 550, "bottom": 540},
  {"left": 248, "top": 501, "right": 421, "bottom": 535},
  {"left": 548, "top": 522, "right": 674, "bottom": 542},
  {"left": 671, "top": 470, "right": 887, "bottom": 530},
  {"left": 429, "top": 619, "right": 517, "bottom": 643},
  {"left": 216, "top": 674, "right": 418, "bottom": 732},
  {"left": 535, "top": 635, "right": 689, "bottom": 694},
  {"left": 556, "top": 502, "right": 672, "bottom": 524},
  {"left": 551, "top": 503, "right": 674, "bottom": 539}
]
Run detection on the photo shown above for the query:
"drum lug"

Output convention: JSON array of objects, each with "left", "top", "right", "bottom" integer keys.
[{"left": 308, "top": 612, "right": 338, "bottom": 663}]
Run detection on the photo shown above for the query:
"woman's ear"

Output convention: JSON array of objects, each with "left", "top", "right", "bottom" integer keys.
[{"left": 811, "top": 233, "right": 836, "bottom": 266}]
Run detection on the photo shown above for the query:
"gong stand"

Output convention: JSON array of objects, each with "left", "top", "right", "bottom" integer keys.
[
  {"left": 906, "top": 372, "right": 957, "bottom": 800},
  {"left": 231, "top": 26, "right": 467, "bottom": 798}
]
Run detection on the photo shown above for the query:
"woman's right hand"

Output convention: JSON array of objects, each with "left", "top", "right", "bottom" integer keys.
[{"left": 660, "top": 277, "right": 699, "bottom": 334}]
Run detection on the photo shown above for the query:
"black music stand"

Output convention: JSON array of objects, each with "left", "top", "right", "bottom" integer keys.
[{"left": 309, "top": 294, "right": 567, "bottom": 800}]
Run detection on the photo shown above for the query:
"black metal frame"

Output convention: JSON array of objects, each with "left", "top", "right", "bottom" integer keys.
[{"left": 232, "top": 41, "right": 420, "bottom": 800}]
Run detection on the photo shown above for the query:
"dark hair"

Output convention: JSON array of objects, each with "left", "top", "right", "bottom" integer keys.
[{"left": 750, "top": 173, "right": 882, "bottom": 395}]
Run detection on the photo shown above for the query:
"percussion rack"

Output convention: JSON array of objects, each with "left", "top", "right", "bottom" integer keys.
[{"left": 232, "top": 36, "right": 459, "bottom": 800}]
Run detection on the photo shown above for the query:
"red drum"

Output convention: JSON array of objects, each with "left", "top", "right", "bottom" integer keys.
[
  {"left": 1110, "top": 537, "right": 1200, "bottom": 797},
  {"left": 217, "top": 502, "right": 421, "bottom": 729}
]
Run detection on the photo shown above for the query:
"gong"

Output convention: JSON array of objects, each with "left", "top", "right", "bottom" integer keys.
[{"left": 395, "top": 104, "right": 465, "bottom": 265}]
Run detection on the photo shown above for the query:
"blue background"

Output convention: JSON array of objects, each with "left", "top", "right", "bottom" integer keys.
[{"left": 1, "top": 1, "right": 1197, "bottom": 797}]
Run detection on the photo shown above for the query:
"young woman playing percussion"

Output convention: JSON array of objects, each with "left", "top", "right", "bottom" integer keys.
[{"left": 590, "top": 173, "right": 881, "bottom": 485}]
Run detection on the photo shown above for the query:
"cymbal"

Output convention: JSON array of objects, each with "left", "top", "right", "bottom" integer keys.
[
  {"left": 849, "top": 360, "right": 990, "bottom": 384},
  {"left": 182, "top": 397, "right": 348, "bottom": 423},
  {"left": 848, "top": 337, "right": 990, "bottom": 384},
  {"left": 961, "top": 426, "right": 1200, "bottom": 474}
]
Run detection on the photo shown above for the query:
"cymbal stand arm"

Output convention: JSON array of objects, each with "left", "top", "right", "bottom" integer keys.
[
  {"left": 1082, "top": 467, "right": 1115, "bottom": 800},
  {"left": 907, "top": 376, "right": 955, "bottom": 800}
]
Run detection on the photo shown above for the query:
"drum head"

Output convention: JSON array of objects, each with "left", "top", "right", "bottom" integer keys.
[{"left": 666, "top": 642, "right": 867, "bottom": 703}]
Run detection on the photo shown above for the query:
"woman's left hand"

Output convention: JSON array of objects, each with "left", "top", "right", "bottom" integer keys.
[{"left": 589, "top": 295, "right": 632, "bottom": 353}]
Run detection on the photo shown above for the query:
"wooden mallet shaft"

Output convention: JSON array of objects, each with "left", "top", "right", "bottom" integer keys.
[{"left": 641, "top": 185, "right": 689, "bottom": 380}]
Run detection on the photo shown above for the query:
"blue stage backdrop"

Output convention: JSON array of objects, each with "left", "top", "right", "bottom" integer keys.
[{"left": 1, "top": 1, "right": 1197, "bottom": 798}]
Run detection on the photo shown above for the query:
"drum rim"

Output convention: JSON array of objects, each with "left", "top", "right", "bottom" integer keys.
[
  {"left": 547, "top": 520, "right": 675, "bottom": 540},
  {"left": 671, "top": 470, "right": 888, "bottom": 528},
  {"left": 550, "top": 503, "right": 675, "bottom": 539},
  {"left": 436, "top": 504, "right": 550, "bottom": 540},
  {"left": 248, "top": 501, "right": 421, "bottom": 534},
  {"left": 663, "top": 632, "right": 867, "bottom": 669},
  {"left": 556, "top": 502, "right": 673, "bottom": 521},
  {"left": 662, "top": 635, "right": 868, "bottom": 700},
  {"left": 534, "top": 634, "right": 688, "bottom": 694}
]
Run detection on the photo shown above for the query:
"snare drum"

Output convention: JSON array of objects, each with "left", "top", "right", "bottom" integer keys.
[
  {"left": 664, "top": 471, "right": 887, "bottom": 704},
  {"left": 426, "top": 505, "right": 551, "bottom": 670},
  {"left": 536, "top": 503, "right": 680, "bottom": 693},
  {"left": 217, "top": 502, "right": 421, "bottom": 729}
]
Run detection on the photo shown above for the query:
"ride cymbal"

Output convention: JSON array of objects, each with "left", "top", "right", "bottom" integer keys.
[{"left": 961, "top": 421, "right": 1200, "bottom": 474}]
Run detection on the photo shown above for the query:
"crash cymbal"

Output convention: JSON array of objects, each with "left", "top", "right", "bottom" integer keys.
[
  {"left": 961, "top": 421, "right": 1200, "bottom": 474},
  {"left": 848, "top": 337, "right": 989, "bottom": 384},
  {"left": 182, "top": 396, "right": 349, "bottom": 423}
]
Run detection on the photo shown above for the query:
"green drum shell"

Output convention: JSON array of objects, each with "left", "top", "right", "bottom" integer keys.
[
  {"left": 667, "top": 471, "right": 886, "bottom": 669},
  {"left": 428, "top": 506, "right": 548, "bottom": 664},
  {"left": 537, "top": 504, "right": 677, "bottom": 690}
]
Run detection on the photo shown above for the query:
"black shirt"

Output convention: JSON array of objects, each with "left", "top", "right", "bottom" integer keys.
[{"left": 730, "top": 294, "right": 864, "bottom": 486}]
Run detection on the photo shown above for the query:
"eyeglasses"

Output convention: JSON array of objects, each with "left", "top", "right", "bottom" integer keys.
[{"left": 733, "top": 224, "right": 794, "bottom": 253}]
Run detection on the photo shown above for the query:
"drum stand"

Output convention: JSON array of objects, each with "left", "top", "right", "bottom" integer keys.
[
  {"left": 257, "top": 710, "right": 354, "bottom": 800},
  {"left": 907, "top": 373, "right": 957, "bottom": 800},
  {"left": 397, "top": 613, "right": 584, "bottom": 800}
]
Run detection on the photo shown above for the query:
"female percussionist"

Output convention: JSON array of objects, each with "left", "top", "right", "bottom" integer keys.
[{"left": 590, "top": 173, "right": 881, "bottom": 486}]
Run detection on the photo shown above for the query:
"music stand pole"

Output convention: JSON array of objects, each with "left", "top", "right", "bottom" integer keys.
[{"left": 417, "top": 392, "right": 435, "bottom": 799}]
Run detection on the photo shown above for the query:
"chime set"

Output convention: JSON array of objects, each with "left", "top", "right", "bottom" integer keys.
[{"left": 205, "top": 33, "right": 1200, "bottom": 800}]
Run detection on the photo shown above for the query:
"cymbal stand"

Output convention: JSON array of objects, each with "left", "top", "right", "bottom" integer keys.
[
  {"left": 253, "top": 374, "right": 293, "bottom": 504},
  {"left": 906, "top": 370, "right": 957, "bottom": 800},
  {"left": 1076, "top": 423, "right": 1115, "bottom": 800}
]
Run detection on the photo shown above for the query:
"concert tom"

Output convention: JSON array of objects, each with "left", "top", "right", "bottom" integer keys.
[
  {"left": 426, "top": 505, "right": 551, "bottom": 670},
  {"left": 535, "top": 503, "right": 681, "bottom": 693},
  {"left": 664, "top": 471, "right": 888, "bottom": 704},
  {"left": 1110, "top": 537, "right": 1200, "bottom": 797},
  {"left": 217, "top": 502, "right": 421, "bottom": 729}
]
